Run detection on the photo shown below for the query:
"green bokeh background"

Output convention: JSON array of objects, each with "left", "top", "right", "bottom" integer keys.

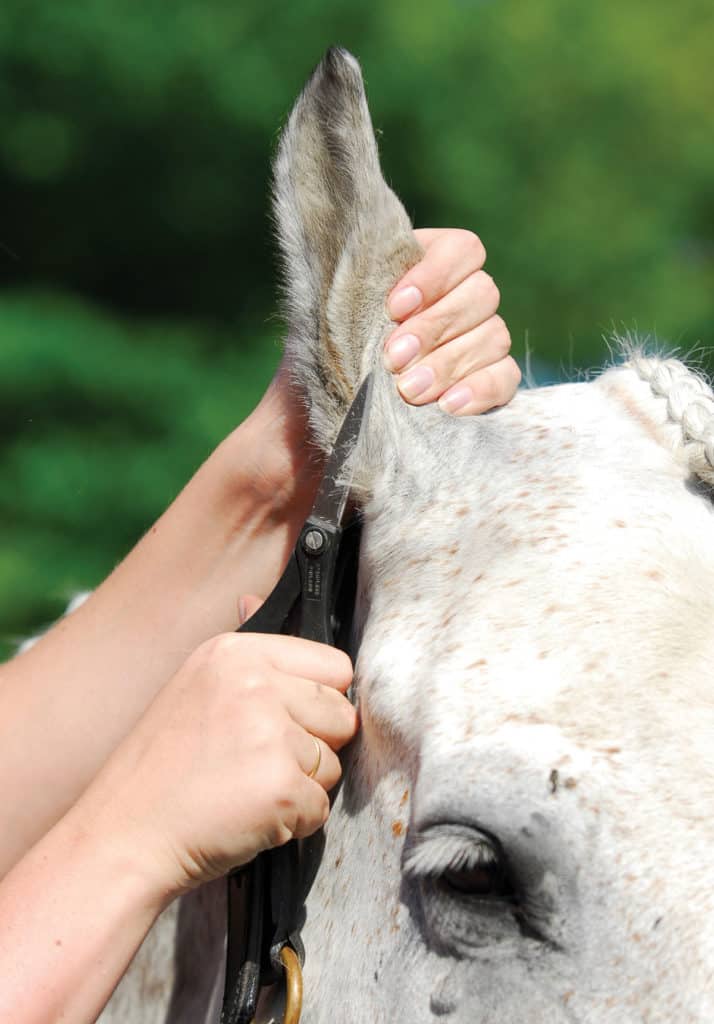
[{"left": 1, "top": 0, "right": 712, "bottom": 655}]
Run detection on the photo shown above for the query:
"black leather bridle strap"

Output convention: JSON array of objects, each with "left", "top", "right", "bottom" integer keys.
[
  {"left": 219, "top": 379, "right": 371, "bottom": 1024},
  {"left": 221, "top": 857, "right": 266, "bottom": 1024}
]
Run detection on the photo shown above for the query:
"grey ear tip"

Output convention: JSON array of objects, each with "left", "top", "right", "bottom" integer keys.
[
  {"left": 318, "top": 45, "right": 363, "bottom": 90},
  {"left": 324, "top": 45, "right": 359, "bottom": 67}
]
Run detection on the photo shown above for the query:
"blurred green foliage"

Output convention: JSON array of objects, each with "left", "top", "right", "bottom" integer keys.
[
  {"left": 0, "top": 292, "right": 277, "bottom": 653},
  {"left": 1, "top": 0, "right": 712, "bottom": 651}
]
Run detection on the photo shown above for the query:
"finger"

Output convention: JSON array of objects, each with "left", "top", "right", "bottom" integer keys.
[
  {"left": 438, "top": 356, "right": 522, "bottom": 416},
  {"left": 394, "top": 315, "right": 511, "bottom": 406},
  {"left": 390, "top": 271, "right": 501, "bottom": 393},
  {"left": 291, "top": 776, "right": 331, "bottom": 839},
  {"left": 386, "top": 228, "right": 486, "bottom": 322},
  {"left": 276, "top": 673, "right": 359, "bottom": 749},
  {"left": 386, "top": 271, "right": 500, "bottom": 380},
  {"left": 239, "top": 633, "right": 354, "bottom": 691},
  {"left": 237, "top": 594, "right": 264, "bottom": 626},
  {"left": 294, "top": 730, "right": 343, "bottom": 791}
]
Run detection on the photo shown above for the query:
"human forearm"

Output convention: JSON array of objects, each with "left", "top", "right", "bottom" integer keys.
[
  {"left": 0, "top": 619, "right": 356, "bottom": 1024},
  {"left": 0, "top": 370, "right": 320, "bottom": 876},
  {"left": 0, "top": 803, "right": 167, "bottom": 1024}
]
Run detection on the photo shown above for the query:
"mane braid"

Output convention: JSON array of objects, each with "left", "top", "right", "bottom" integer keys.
[{"left": 627, "top": 353, "right": 714, "bottom": 486}]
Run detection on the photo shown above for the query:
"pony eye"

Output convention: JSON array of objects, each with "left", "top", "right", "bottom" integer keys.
[
  {"left": 404, "top": 825, "right": 516, "bottom": 903},
  {"left": 442, "top": 853, "right": 512, "bottom": 900}
]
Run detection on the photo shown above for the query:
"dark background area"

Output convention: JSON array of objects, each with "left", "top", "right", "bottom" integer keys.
[{"left": 1, "top": 0, "right": 712, "bottom": 654}]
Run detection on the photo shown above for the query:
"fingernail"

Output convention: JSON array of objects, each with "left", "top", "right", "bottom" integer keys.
[
  {"left": 398, "top": 365, "right": 435, "bottom": 401},
  {"left": 439, "top": 385, "right": 472, "bottom": 415},
  {"left": 388, "top": 285, "right": 422, "bottom": 320},
  {"left": 384, "top": 333, "right": 420, "bottom": 372},
  {"left": 238, "top": 597, "right": 247, "bottom": 625}
]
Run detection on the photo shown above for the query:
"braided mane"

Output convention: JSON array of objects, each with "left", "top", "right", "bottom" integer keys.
[{"left": 624, "top": 351, "right": 714, "bottom": 487}]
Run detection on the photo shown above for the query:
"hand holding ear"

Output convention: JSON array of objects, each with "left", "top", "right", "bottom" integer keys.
[{"left": 385, "top": 228, "right": 521, "bottom": 416}]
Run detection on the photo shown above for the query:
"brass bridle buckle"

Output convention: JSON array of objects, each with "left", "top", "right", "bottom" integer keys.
[{"left": 273, "top": 946, "right": 303, "bottom": 1024}]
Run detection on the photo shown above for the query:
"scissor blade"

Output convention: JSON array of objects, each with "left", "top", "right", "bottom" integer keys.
[{"left": 310, "top": 373, "right": 373, "bottom": 526}]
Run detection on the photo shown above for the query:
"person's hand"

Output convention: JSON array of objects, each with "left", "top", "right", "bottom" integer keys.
[
  {"left": 215, "top": 226, "right": 520, "bottom": 526},
  {"left": 384, "top": 228, "right": 520, "bottom": 415},
  {"left": 75, "top": 632, "right": 357, "bottom": 898}
]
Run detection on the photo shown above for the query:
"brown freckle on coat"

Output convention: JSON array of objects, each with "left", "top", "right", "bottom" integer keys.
[
  {"left": 455, "top": 506, "right": 469, "bottom": 517},
  {"left": 467, "top": 658, "right": 488, "bottom": 669},
  {"left": 517, "top": 490, "right": 531, "bottom": 498},
  {"left": 562, "top": 991, "right": 574, "bottom": 1004},
  {"left": 645, "top": 569, "right": 663, "bottom": 581},
  {"left": 564, "top": 777, "right": 577, "bottom": 789},
  {"left": 335, "top": 855, "right": 342, "bottom": 868},
  {"left": 583, "top": 660, "right": 598, "bottom": 673},
  {"left": 473, "top": 573, "right": 484, "bottom": 583},
  {"left": 447, "top": 543, "right": 459, "bottom": 555},
  {"left": 545, "top": 604, "right": 560, "bottom": 615},
  {"left": 392, "top": 820, "right": 404, "bottom": 838},
  {"left": 503, "top": 578, "right": 523, "bottom": 588},
  {"left": 537, "top": 650, "right": 550, "bottom": 659},
  {"left": 614, "top": 519, "right": 627, "bottom": 528},
  {"left": 505, "top": 712, "right": 545, "bottom": 726},
  {"left": 399, "top": 788, "right": 409, "bottom": 807}
]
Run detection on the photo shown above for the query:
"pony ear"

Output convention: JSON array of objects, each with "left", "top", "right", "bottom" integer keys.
[{"left": 272, "top": 47, "right": 422, "bottom": 451}]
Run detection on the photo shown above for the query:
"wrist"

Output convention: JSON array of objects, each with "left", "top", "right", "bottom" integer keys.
[
  {"left": 61, "top": 795, "right": 176, "bottom": 916},
  {"left": 208, "top": 361, "right": 324, "bottom": 531}
]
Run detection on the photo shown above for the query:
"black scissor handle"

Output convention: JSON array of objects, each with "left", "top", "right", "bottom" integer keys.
[
  {"left": 236, "top": 552, "right": 301, "bottom": 638},
  {"left": 237, "top": 518, "right": 344, "bottom": 646}
]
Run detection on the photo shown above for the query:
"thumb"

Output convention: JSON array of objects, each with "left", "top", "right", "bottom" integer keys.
[{"left": 237, "top": 594, "right": 265, "bottom": 627}]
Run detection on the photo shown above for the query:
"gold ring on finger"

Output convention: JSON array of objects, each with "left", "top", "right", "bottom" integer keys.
[{"left": 307, "top": 736, "right": 322, "bottom": 779}]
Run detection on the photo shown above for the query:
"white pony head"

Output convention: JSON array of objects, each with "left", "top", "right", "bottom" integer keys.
[{"left": 272, "top": 48, "right": 714, "bottom": 1023}]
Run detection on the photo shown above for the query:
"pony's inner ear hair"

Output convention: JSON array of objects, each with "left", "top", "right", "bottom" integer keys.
[{"left": 272, "top": 47, "right": 421, "bottom": 453}]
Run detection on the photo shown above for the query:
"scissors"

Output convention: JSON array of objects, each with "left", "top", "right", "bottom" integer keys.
[{"left": 221, "top": 373, "right": 373, "bottom": 1024}]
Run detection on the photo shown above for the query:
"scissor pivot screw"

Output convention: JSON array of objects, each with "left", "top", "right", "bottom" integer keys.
[{"left": 303, "top": 528, "right": 326, "bottom": 554}]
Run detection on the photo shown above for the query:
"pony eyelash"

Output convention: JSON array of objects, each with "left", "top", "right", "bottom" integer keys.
[{"left": 403, "top": 831, "right": 498, "bottom": 879}]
